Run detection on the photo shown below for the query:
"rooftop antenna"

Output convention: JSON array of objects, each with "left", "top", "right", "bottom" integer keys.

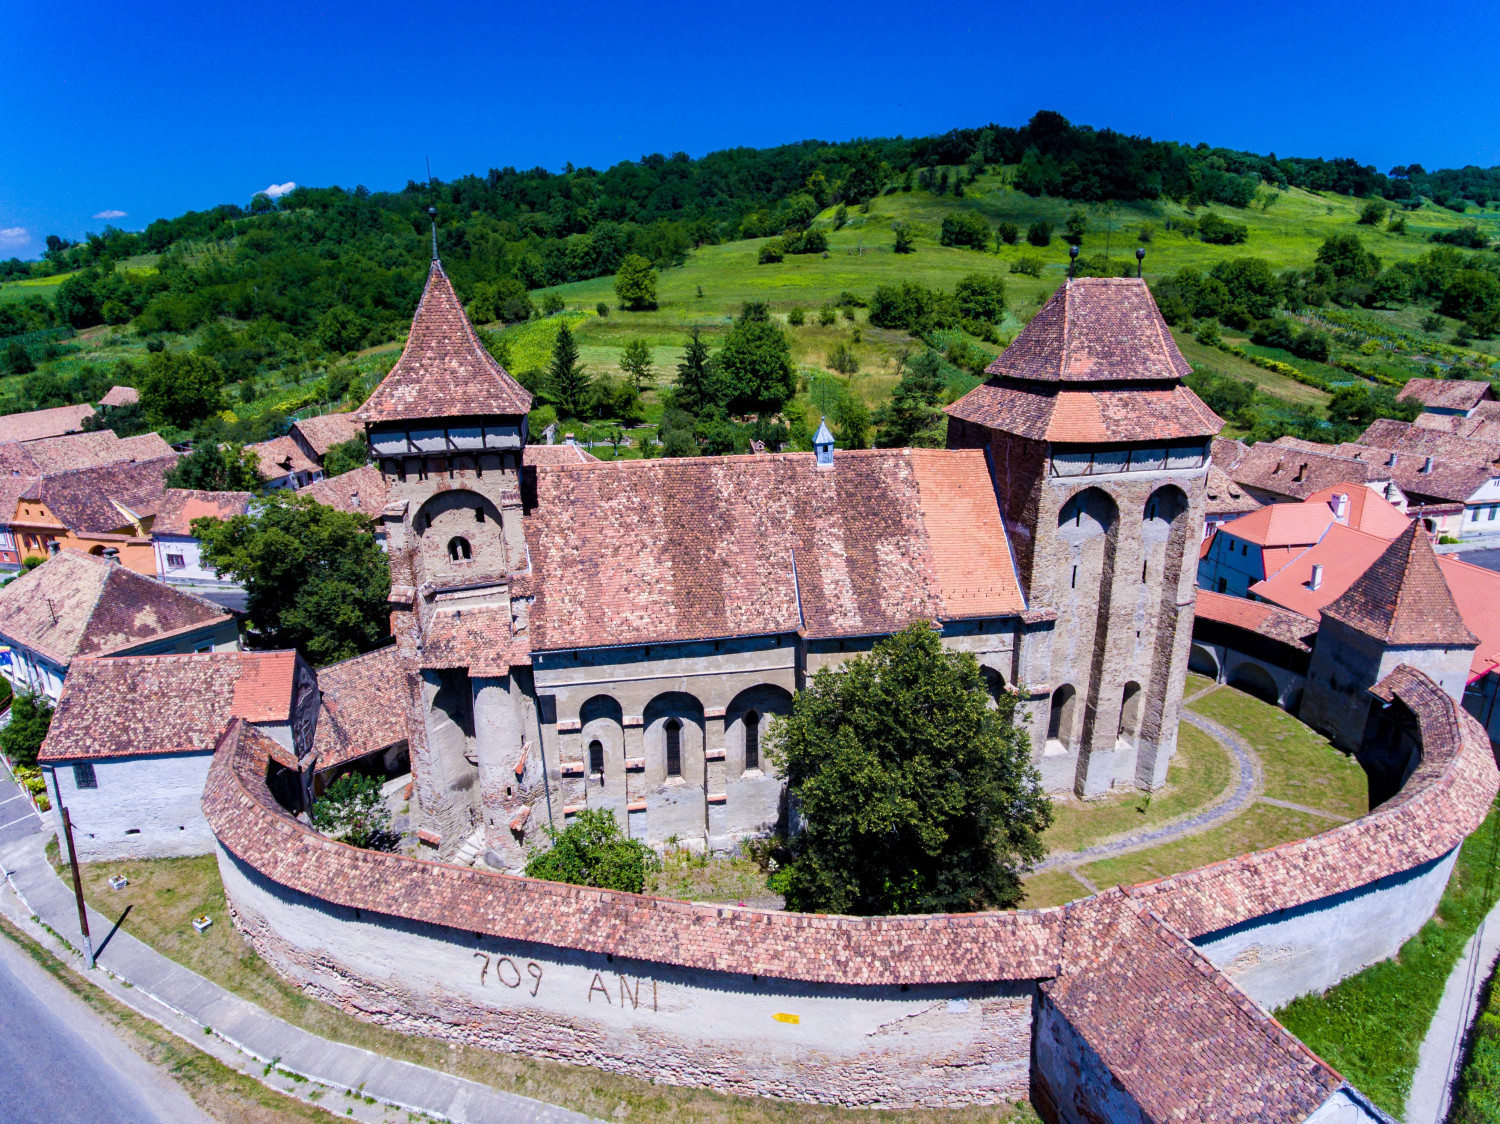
[
  {"left": 1136, "top": 246, "right": 1145, "bottom": 278},
  {"left": 1068, "top": 243, "right": 1079, "bottom": 280},
  {"left": 428, "top": 206, "right": 439, "bottom": 262}
]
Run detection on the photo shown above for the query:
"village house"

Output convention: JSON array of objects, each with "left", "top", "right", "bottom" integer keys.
[
  {"left": 0, "top": 402, "right": 97, "bottom": 443},
  {"left": 0, "top": 549, "right": 238, "bottom": 702},
  {"left": 8, "top": 454, "right": 179, "bottom": 573},
  {"left": 246, "top": 435, "right": 323, "bottom": 490},
  {"left": 308, "top": 644, "right": 409, "bottom": 793},
  {"left": 1395, "top": 376, "right": 1496, "bottom": 417},
  {"left": 290, "top": 411, "right": 366, "bottom": 468},
  {"left": 1227, "top": 438, "right": 1407, "bottom": 508},
  {"left": 97, "top": 384, "right": 139, "bottom": 409},
  {"left": 151, "top": 488, "right": 253, "bottom": 593},
  {"left": 37, "top": 649, "right": 317, "bottom": 861},
  {"left": 1201, "top": 463, "right": 1260, "bottom": 542}
]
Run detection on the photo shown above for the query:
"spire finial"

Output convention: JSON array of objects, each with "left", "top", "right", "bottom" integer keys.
[{"left": 428, "top": 206, "right": 438, "bottom": 262}]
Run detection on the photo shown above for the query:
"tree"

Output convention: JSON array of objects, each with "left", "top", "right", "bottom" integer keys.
[
  {"left": 997, "top": 222, "right": 1020, "bottom": 246},
  {"left": 321, "top": 437, "right": 370, "bottom": 478},
  {"left": 1026, "top": 221, "right": 1053, "bottom": 247},
  {"left": 1063, "top": 210, "right": 1088, "bottom": 246},
  {"left": 525, "top": 808, "right": 658, "bottom": 893},
  {"left": 954, "top": 274, "right": 1006, "bottom": 323},
  {"left": 316, "top": 304, "right": 366, "bottom": 354},
  {"left": 769, "top": 623, "right": 1050, "bottom": 914},
  {"left": 312, "top": 773, "right": 398, "bottom": 850},
  {"left": 547, "top": 322, "right": 592, "bottom": 417},
  {"left": 0, "top": 692, "right": 52, "bottom": 769},
  {"left": 840, "top": 147, "right": 883, "bottom": 205},
  {"left": 166, "top": 441, "right": 262, "bottom": 492},
  {"left": 718, "top": 304, "right": 796, "bottom": 416},
  {"left": 193, "top": 493, "right": 392, "bottom": 666},
  {"left": 1197, "top": 212, "right": 1249, "bottom": 245},
  {"left": 1440, "top": 271, "right": 1500, "bottom": 324},
  {"left": 940, "top": 212, "right": 990, "bottom": 250},
  {"left": 1208, "top": 258, "right": 1281, "bottom": 321},
  {"left": 3, "top": 341, "right": 34, "bottom": 375},
  {"left": 874, "top": 351, "right": 948, "bottom": 448},
  {"left": 140, "top": 351, "right": 224, "bottom": 430},
  {"left": 1357, "top": 200, "right": 1387, "bottom": 225},
  {"left": 613, "top": 254, "right": 658, "bottom": 311},
  {"left": 619, "top": 337, "right": 655, "bottom": 392},
  {"left": 1315, "top": 234, "right": 1381, "bottom": 282},
  {"left": 673, "top": 328, "right": 723, "bottom": 416}
]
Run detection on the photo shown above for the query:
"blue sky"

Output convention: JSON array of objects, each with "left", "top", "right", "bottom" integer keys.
[{"left": 3, "top": 0, "right": 1497, "bottom": 260}]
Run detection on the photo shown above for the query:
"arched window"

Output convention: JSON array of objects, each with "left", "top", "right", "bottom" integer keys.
[
  {"left": 744, "top": 711, "right": 760, "bottom": 770},
  {"left": 448, "top": 536, "right": 472, "bottom": 561},
  {"left": 1048, "top": 685, "right": 1077, "bottom": 748},
  {"left": 664, "top": 718, "right": 682, "bottom": 777},
  {"left": 588, "top": 739, "right": 604, "bottom": 777},
  {"left": 1118, "top": 682, "right": 1142, "bottom": 749}
]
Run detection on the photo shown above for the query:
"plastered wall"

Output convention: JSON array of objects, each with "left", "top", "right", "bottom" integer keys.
[{"left": 48, "top": 750, "right": 215, "bottom": 861}]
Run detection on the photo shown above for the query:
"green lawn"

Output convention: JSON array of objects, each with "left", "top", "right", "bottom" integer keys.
[
  {"left": 1277, "top": 798, "right": 1500, "bottom": 1117},
  {"left": 1019, "top": 869, "right": 1091, "bottom": 910},
  {"left": 1187, "top": 685, "right": 1369, "bottom": 817}
]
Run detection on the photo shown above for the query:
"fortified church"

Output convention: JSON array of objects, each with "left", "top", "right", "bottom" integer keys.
[{"left": 361, "top": 255, "right": 1221, "bottom": 867}]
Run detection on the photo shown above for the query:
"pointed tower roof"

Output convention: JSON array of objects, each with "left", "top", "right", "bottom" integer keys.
[
  {"left": 1321, "top": 521, "right": 1478, "bottom": 647},
  {"left": 357, "top": 262, "right": 532, "bottom": 424}
]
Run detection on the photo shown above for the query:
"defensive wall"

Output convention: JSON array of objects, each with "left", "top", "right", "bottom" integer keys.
[{"left": 203, "top": 665, "right": 1498, "bottom": 1118}]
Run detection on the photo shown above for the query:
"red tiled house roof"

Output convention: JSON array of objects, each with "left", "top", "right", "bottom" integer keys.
[
  {"left": 23, "top": 455, "right": 179, "bottom": 533},
  {"left": 357, "top": 263, "right": 532, "bottom": 424},
  {"left": 526, "top": 448, "right": 1026, "bottom": 651},
  {"left": 1227, "top": 441, "right": 1392, "bottom": 501},
  {"left": 152, "top": 489, "right": 253, "bottom": 537},
  {"left": 97, "top": 385, "right": 139, "bottom": 408},
  {"left": 1356, "top": 419, "right": 1500, "bottom": 467},
  {"left": 523, "top": 443, "right": 600, "bottom": 466},
  {"left": 1249, "top": 523, "right": 1401, "bottom": 619},
  {"left": 1396, "top": 377, "right": 1493, "bottom": 412},
  {"left": 291, "top": 412, "right": 365, "bottom": 458},
  {"left": 1193, "top": 589, "right": 1318, "bottom": 651},
  {"left": 1434, "top": 555, "right": 1500, "bottom": 680},
  {"left": 245, "top": 436, "right": 320, "bottom": 482},
  {"left": 1320, "top": 521, "right": 1477, "bottom": 647},
  {"left": 0, "top": 403, "right": 96, "bottom": 443},
  {"left": 40, "top": 650, "right": 300, "bottom": 762},
  {"left": 296, "top": 465, "right": 388, "bottom": 516},
  {"left": 1204, "top": 464, "right": 1260, "bottom": 517},
  {"left": 311, "top": 645, "right": 409, "bottom": 771},
  {"left": 0, "top": 549, "right": 233, "bottom": 666}
]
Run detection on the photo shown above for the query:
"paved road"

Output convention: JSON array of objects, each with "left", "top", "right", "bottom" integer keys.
[
  {"left": 1457, "top": 547, "right": 1500, "bottom": 573},
  {"left": 0, "top": 765, "right": 213, "bottom": 1124}
]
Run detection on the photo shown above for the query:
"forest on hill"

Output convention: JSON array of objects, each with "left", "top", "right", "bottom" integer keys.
[{"left": 1, "top": 109, "right": 1498, "bottom": 464}]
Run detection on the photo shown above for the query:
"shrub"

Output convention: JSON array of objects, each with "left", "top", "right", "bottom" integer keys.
[
  {"left": 525, "top": 808, "right": 658, "bottom": 893},
  {"left": 540, "top": 292, "right": 565, "bottom": 315},
  {"left": 818, "top": 305, "right": 837, "bottom": 327},
  {"left": 1138, "top": 222, "right": 1155, "bottom": 243},
  {"left": 783, "top": 229, "right": 827, "bottom": 255},
  {"left": 1316, "top": 234, "right": 1381, "bottom": 281},
  {"left": 321, "top": 437, "right": 369, "bottom": 478},
  {"left": 1026, "top": 220, "right": 1053, "bottom": 247},
  {"left": 940, "top": 211, "right": 991, "bottom": 250},
  {"left": 758, "top": 240, "right": 785, "bottom": 264},
  {"left": 892, "top": 220, "right": 916, "bottom": 255},
  {"left": 1251, "top": 318, "right": 1298, "bottom": 351},
  {"left": 1194, "top": 319, "right": 1221, "bottom": 345},
  {"left": 1357, "top": 200, "right": 1387, "bottom": 225},
  {"left": 312, "top": 773, "right": 398, "bottom": 850},
  {"left": 1010, "top": 253, "right": 1045, "bottom": 278},
  {"left": 3, "top": 342, "right": 34, "bottom": 375},
  {"left": 596, "top": 302, "right": 609, "bottom": 317},
  {"left": 1388, "top": 214, "right": 1408, "bottom": 235},
  {"left": 826, "top": 344, "right": 859, "bottom": 375},
  {"left": 1197, "top": 212, "right": 1249, "bottom": 245},
  {"left": 954, "top": 274, "right": 1006, "bottom": 323},
  {"left": 1431, "top": 223, "right": 1488, "bottom": 247},
  {"left": 997, "top": 221, "right": 1020, "bottom": 246},
  {"left": 1292, "top": 330, "right": 1331, "bottom": 363},
  {"left": 0, "top": 693, "right": 51, "bottom": 769},
  {"left": 1063, "top": 210, "right": 1087, "bottom": 246},
  {"left": 787, "top": 306, "right": 805, "bottom": 326}
]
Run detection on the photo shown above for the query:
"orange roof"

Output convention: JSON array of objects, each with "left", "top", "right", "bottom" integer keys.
[
  {"left": 152, "top": 489, "right": 253, "bottom": 536},
  {"left": 1193, "top": 589, "right": 1317, "bottom": 651},
  {"left": 1319, "top": 523, "right": 1476, "bottom": 647},
  {"left": 1436, "top": 556, "right": 1500, "bottom": 679},
  {"left": 228, "top": 650, "right": 299, "bottom": 723},
  {"left": 1302, "top": 484, "right": 1412, "bottom": 538},
  {"left": 1249, "top": 523, "right": 1398, "bottom": 618},
  {"left": 1217, "top": 503, "right": 1333, "bottom": 548}
]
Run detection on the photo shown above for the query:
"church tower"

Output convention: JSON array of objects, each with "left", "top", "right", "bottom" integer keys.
[{"left": 946, "top": 278, "right": 1223, "bottom": 796}]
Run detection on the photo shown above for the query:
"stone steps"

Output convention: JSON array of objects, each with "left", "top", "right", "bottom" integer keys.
[{"left": 451, "top": 826, "right": 486, "bottom": 867}]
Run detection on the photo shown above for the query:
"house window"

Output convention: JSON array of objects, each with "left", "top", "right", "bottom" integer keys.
[
  {"left": 194, "top": 639, "right": 214, "bottom": 653},
  {"left": 1491, "top": 506, "right": 1498, "bottom": 522},
  {"left": 448, "top": 536, "right": 472, "bottom": 561},
  {"left": 1217, "top": 577, "right": 1227, "bottom": 593},
  {"left": 73, "top": 763, "right": 97, "bottom": 789},
  {"left": 744, "top": 711, "right": 760, "bottom": 770},
  {"left": 664, "top": 718, "right": 682, "bottom": 777},
  {"left": 588, "top": 739, "right": 604, "bottom": 776},
  {"left": 166, "top": 553, "right": 186, "bottom": 569}
]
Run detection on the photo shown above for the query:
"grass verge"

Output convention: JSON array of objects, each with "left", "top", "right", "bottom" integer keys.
[
  {"left": 1450, "top": 949, "right": 1500, "bottom": 1123},
  {"left": 1276, "top": 797, "right": 1500, "bottom": 1117}
]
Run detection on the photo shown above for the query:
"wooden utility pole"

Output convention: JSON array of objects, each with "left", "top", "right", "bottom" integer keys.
[{"left": 60, "top": 806, "right": 94, "bottom": 969}]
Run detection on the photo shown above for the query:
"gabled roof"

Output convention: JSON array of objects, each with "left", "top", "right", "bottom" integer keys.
[
  {"left": 21, "top": 454, "right": 179, "bottom": 532},
  {"left": 357, "top": 262, "right": 532, "bottom": 424},
  {"left": 311, "top": 645, "right": 408, "bottom": 770},
  {"left": 1413, "top": 412, "right": 1500, "bottom": 445},
  {"left": 116, "top": 432, "right": 176, "bottom": 460},
  {"left": 1212, "top": 436, "right": 1249, "bottom": 473},
  {"left": 527, "top": 448, "right": 1025, "bottom": 651},
  {"left": 1302, "top": 484, "right": 1414, "bottom": 538},
  {"left": 1193, "top": 589, "right": 1318, "bottom": 652},
  {"left": 1356, "top": 419, "right": 1500, "bottom": 467},
  {"left": 1204, "top": 464, "right": 1261, "bottom": 517},
  {"left": 245, "top": 436, "right": 319, "bottom": 481},
  {"left": 39, "top": 650, "right": 300, "bottom": 762},
  {"left": 98, "top": 385, "right": 139, "bottom": 408},
  {"left": 1250, "top": 523, "right": 1404, "bottom": 619},
  {"left": 0, "top": 403, "right": 96, "bottom": 443},
  {"left": 1396, "top": 377, "right": 1493, "bottom": 412},
  {"left": 981, "top": 278, "right": 1191, "bottom": 383},
  {"left": 1218, "top": 503, "right": 1333, "bottom": 549},
  {"left": 1320, "top": 522, "right": 1477, "bottom": 647},
  {"left": 523, "top": 443, "right": 600, "bottom": 466},
  {"left": 297, "top": 464, "right": 388, "bottom": 515},
  {"left": 1332, "top": 443, "right": 1493, "bottom": 504},
  {"left": 152, "top": 489, "right": 253, "bottom": 537},
  {"left": 0, "top": 549, "right": 233, "bottom": 666},
  {"left": 1228, "top": 441, "right": 1391, "bottom": 501},
  {"left": 291, "top": 412, "right": 365, "bottom": 457}
]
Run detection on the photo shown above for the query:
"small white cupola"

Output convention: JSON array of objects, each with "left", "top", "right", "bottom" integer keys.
[{"left": 813, "top": 417, "right": 835, "bottom": 468}]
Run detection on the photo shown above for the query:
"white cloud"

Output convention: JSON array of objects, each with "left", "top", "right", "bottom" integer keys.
[
  {"left": 0, "top": 227, "right": 27, "bottom": 250},
  {"left": 261, "top": 181, "right": 296, "bottom": 199},
  {"left": 93, "top": 209, "right": 127, "bottom": 220}
]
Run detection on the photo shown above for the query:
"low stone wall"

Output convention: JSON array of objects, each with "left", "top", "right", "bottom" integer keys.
[{"left": 203, "top": 664, "right": 1499, "bottom": 1113}]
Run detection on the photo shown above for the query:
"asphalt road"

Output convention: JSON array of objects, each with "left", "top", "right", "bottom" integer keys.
[
  {"left": 0, "top": 768, "right": 212, "bottom": 1124},
  {"left": 1457, "top": 547, "right": 1500, "bottom": 573}
]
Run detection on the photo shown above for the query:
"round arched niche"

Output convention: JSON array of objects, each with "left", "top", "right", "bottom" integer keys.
[{"left": 414, "top": 490, "right": 508, "bottom": 576}]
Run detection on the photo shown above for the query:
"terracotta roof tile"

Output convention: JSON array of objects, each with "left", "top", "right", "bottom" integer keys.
[
  {"left": 1302, "top": 484, "right": 1415, "bottom": 538},
  {"left": 291, "top": 412, "right": 365, "bottom": 457},
  {"left": 312, "top": 645, "right": 409, "bottom": 770},
  {"left": 946, "top": 381, "right": 1221, "bottom": 443},
  {"left": 246, "top": 436, "right": 320, "bottom": 481},
  {"left": 295, "top": 465, "right": 388, "bottom": 517},
  {"left": 0, "top": 403, "right": 96, "bottom": 443},
  {"left": 98, "top": 385, "right": 139, "bottom": 408},
  {"left": 39, "top": 650, "right": 299, "bottom": 762},
  {"left": 1205, "top": 465, "right": 1261, "bottom": 516},
  {"left": 1249, "top": 523, "right": 1400, "bottom": 619},
  {"left": 1435, "top": 556, "right": 1500, "bottom": 679},
  {"left": 151, "top": 489, "right": 253, "bottom": 536},
  {"left": 1396, "top": 377, "right": 1493, "bottom": 412},
  {"left": 357, "top": 263, "right": 532, "bottom": 423},
  {"left": 523, "top": 443, "right": 600, "bottom": 466},
  {"left": 1216, "top": 503, "right": 1333, "bottom": 549},
  {"left": 1212, "top": 437, "right": 1249, "bottom": 473},
  {"left": 1413, "top": 412, "right": 1500, "bottom": 444},
  {"left": 116, "top": 432, "right": 175, "bottom": 461},
  {"left": 416, "top": 603, "right": 530, "bottom": 675},
  {"left": 1356, "top": 419, "right": 1500, "bottom": 467},
  {"left": 527, "top": 448, "right": 1025, "bottom": 651},
  {"left": 1320, "top": 522, "right": 1477, "bottom": 646},
  {"left": 1193, "top": 589, "right": 1318, "bottom": 652},
  {"left": 1228, "top": 442, "right": 1390, "bottom": 501},
  {"left": 21, "top": 455, "right": 179, "bottom": 533}
]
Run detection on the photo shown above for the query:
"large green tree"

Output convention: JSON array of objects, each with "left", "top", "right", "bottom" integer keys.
[
  {"left": 0, "top": 693, "right": 52, "bottom": 769},
  {"left": 770, "top": 623, "right": 1051, "bottom": 914},
  {"left": 718, "top": 303, "right": 795, "bottom": 416},
  {"left": 672, "top": 328, "right": 724, "bottom": 416},
  {"left": 619, "top": 337, "right": 655, "bottom": 392},
  {"left": 193, "top": 493, "right": 391, "bottom": 666},
  {"left": 166, "top": 441, "right": 262, "bottom": 492},
  {"left": 613, "top": 254, "right": 659, "bottom": 311},
  {"left": 547, "top": 322, "right": 592, "bottom": 417},
  {"left": 874, "top": 351, "right": 947, "bottom": 448},
  {"left": 321, "top": 437, "right": 370, "bottom": 478},
  {"left": 140, "top": 351, "right": 224, "bottom": 430}
]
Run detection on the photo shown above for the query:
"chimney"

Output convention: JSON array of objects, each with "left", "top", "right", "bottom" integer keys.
[
  {"left": 46, "top": 540, "right": 59, "bottom": 556},
  {"left": 813, "top": 417, "right": 836, "bottom": 468},
  {"left": 1329, "top": 492, "right": 1349, "bottom": 522},
  {"left": 1388, "top": 452, "right": 1398, "bottom": 467},
  {"left": 1422, "top": 456, "right": 1434, "bottom": 474},
  {"left": 1310, "top": 563, "right": 1323, "bottom": 591},
  {"left": 101, "top": 547, "right": 120, "bottom": 565},
  {"left": 1293, "top": 462, "right": 1307, "bottom": 483}
]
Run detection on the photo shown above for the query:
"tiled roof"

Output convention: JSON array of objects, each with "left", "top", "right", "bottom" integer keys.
[
  {"left": 415, "top": 603, "right": 530, "bottom": 675},
  {"left": 98, "top": 385, "right": 139, "bottom": 408},
  {"left": 1212, "top": 437, "right": 1249, "bottom": 473},
  {"left": 1216, "top": 503, "right": 1333, "bottom": 549},
  {"left": 296, "top": 465, "right": 388, "bottom": 516},
  {"left": 39, "top": 650, "right": 298, "bottom": 762},
  {"left": 1435, "top": 556, "right": 1500, "bottom": 679},
  {"left": 945, "top": 380, "right": 1221, "bottom": 443},
  {"left": 357, "top": 262, "right": 532, "bottom": 424},
  {"left": 1396, "top": 377, "right": 1493, "bottom": 412},
  {"left": 1356, "top": 419, "right": 1500, "bottom": 467},
  {"left": 980, "top": 278, "right": 1191, "bottom": 383},
  {"left": 291, "top": 412, "right": 365, "bottom": 457},
  {"left": 151, "top": 489, "right": 253, "bottom": 537},
  {"left": 1339, "top": 443, "right": 1493, "bottom": 504},
  {"left": 116, "top": 432, "right": 176, "bottom": 461},
  {"left": 22, "top": 455, "right": 179, "bottom": 533},
  {"left": 0, "top": 403, "right": 96, "bottom": 443},
  {"left": 1412, "top": 412, "right": 1500, "bottom": 444},
  {"left": 0, "top": 549, "right": 232, "bottom": 666},
  {"left": 10, "top": 430, "right": 126, "bottom": 475},
  {"left": 246, "top": 436, "right": 319, "bottom": 481},
  {"left": 526, "top": 448, "right": 1026, "bottom": 651},
  {"left": 1303, "top": 484, "right": 1418, "bottom": 538},
  {"left": 1320, "top": 522, "right": 1477, "bottom": 647},
  {"left": 523, "top": 443, "right": 600, "bottom": 466},
  {"left": 1193, "top": 589, "right": 1318, "bottom": 651},
  {"left": 1204, "top": 465, "right": 1261, "bottom": 516},
  {"left": 311, "top": 645, "right": 408, "bottom": 770},
  {"left": 1249, "top": 523, "right": 1402, "bottom": 619},
  {"left": 1227, "top": 442, "right": 1389, "bottom": 501},
  {"left": 1043, "top": 895, "right": 1342, "bottom": 1123}
]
